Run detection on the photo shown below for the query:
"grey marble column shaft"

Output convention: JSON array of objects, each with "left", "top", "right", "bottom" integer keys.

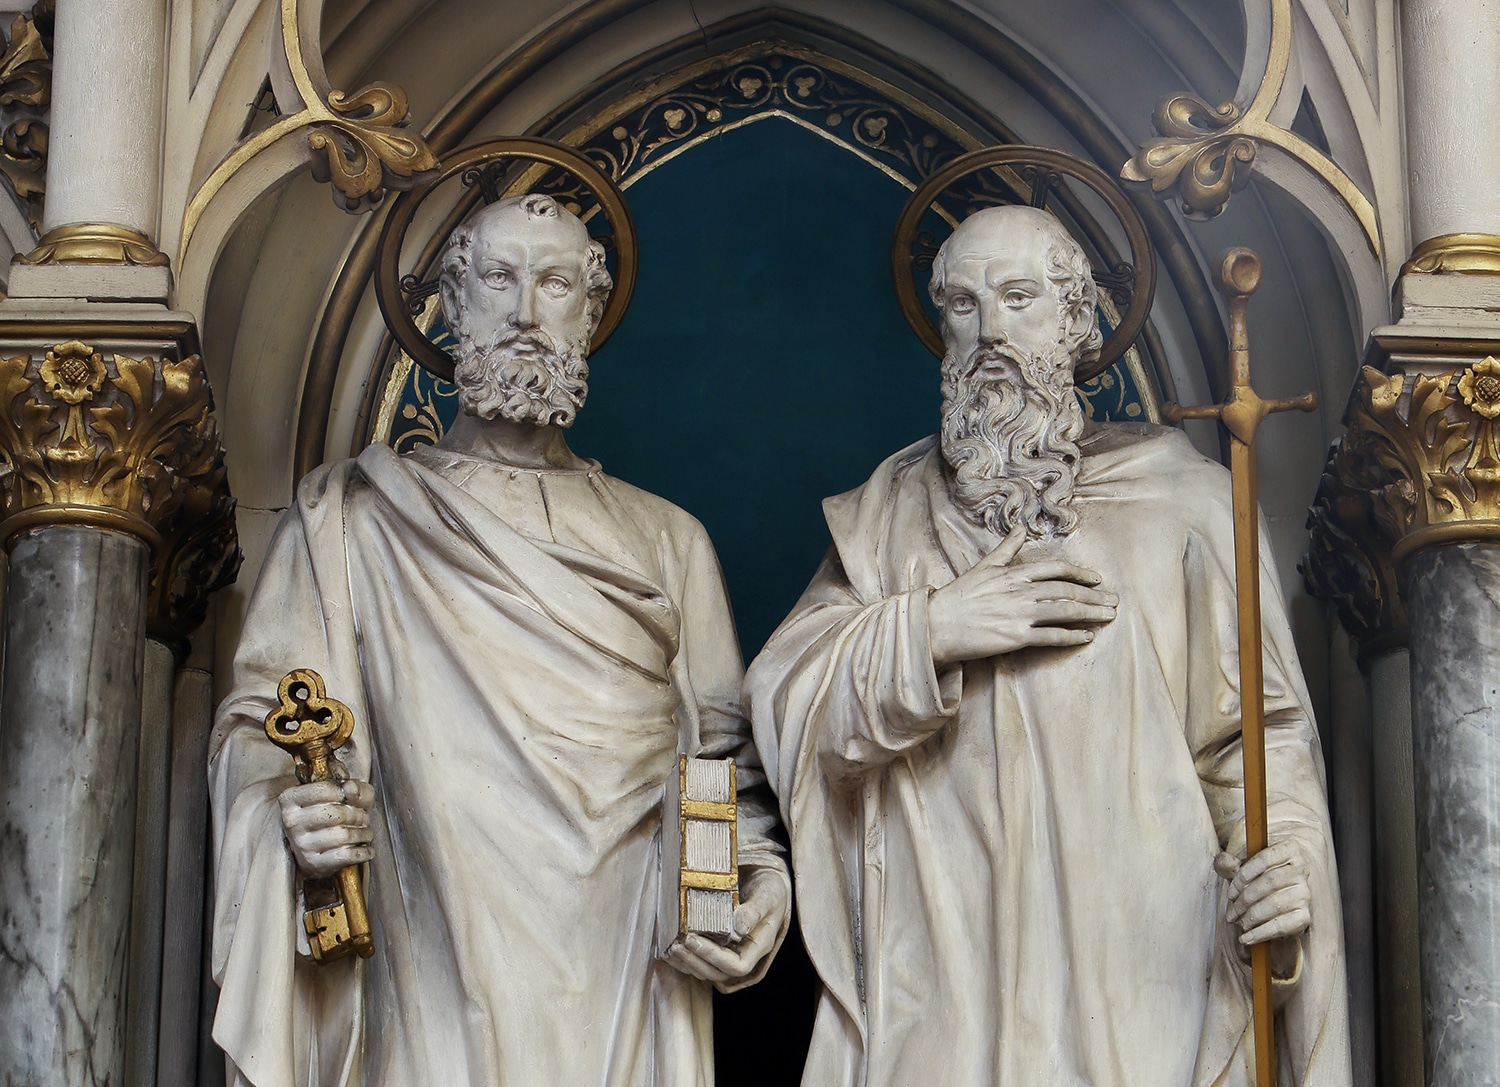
[
  {"left": 126, "top": 638, "right": 175, "bottom": 1087},
  {"left": 1369, "top": 647, "right": 1424, "bottom": 1087},
  {"left": 0, "top": 526, "right": 149, "bottom": 1087},
  {"left": 1409, "top": 543, "right": 1500, "bottom": 1085}
]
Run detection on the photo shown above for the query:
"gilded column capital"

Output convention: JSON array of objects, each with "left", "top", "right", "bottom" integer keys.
[
  {"left": 0, "top": 339, "right": 239, "bottom": 639},
  {"left": 1347, "top": 361, "right": 1500, "bottom": 561},
  {"left": 1306, "top": 358, "right": 1500, "bottom": 658}
]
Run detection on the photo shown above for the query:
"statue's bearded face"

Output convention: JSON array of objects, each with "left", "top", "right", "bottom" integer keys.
[
  {"left": 438, "top": 195, "right": 613, "bottom": 428},
  {"left": 929, "top": 206, "right": 1101, "bottom": 539}
]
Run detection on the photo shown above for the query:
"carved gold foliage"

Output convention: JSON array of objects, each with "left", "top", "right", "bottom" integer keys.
[
  {"left": 1121, "top": 94, "right": 1256, "bottom": 219},
  {"left": 0, "top": 2, "right": 51, "bottom": 229},
  {"left": 308, "top": 82, "right": 437, "bottom": 213},
  {"left": 1306, "top": 360, "right": 1500, "bottom": 649},
  {"left": 1120, "top": 0, "right": 1380, "bottom": 257},
  {"left": 0, "top": 341, "right": 240, "bottom": 637},
  {"left": 1347, "top": 363, "right": 1500, "bottom": 551}
]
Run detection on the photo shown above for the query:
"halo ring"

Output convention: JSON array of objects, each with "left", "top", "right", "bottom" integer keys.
[
  {"left": 376, "top": 137, "right": 637, "bottom": 382},
  {"left": 892, "top": 145, "right": 1156, "bottom": 383}
]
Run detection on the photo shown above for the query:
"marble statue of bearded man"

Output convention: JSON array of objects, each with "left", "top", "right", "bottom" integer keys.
[
  {"left": 744, "top": 205, "right": 1351, "bottom": 1087},
  {"left": 209, "top": 193, "right": 791, "bottom": 1087}
]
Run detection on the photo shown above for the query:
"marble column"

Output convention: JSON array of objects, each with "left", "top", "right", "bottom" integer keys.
[
  {"left": 1401, "top": 0, "right": 1500, "bottom": 245},
  {"left": 0, "top": 337, "right": 237, "bottom": 1087},
  {"left": 42, "top": 0, "right": 166, "bottom": 239},
  {"left": 1407, "top": 545, "right": 1500, "bottom": 1084},
  {"left": 126, "top": 638, "right": 177, "bottom": 1087},
  {"left": 156, "top": 636, "right": 216, "bottom": 1087},
  {"left": 0, "top": 526, "right": 149, "bottom": 1087},
  {"left": 1369, "top": 648, "right": 1424, "bottom": 1087}
]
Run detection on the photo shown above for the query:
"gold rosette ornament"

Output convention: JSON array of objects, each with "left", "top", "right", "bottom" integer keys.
[{"left": 1458, "top": 357, "right": 1500, "bottom": 420}]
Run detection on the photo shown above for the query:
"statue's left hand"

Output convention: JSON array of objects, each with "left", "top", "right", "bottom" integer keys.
[
  {"left": 1216, "top": 840, "right": 1312, "bottom": 977},
  {"left": 665, "top": 866, "right": 790, "bottom": 987}
]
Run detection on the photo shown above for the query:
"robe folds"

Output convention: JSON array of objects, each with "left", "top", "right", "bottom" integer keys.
[
  {"left": 210, "top": 442, "right": 788, "bottom": 1087},
  {"left": 743, "top": 423, "right": 1350, "bottom": 1087}
]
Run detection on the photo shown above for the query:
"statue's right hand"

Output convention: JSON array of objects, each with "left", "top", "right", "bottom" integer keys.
[
  {"left": 278, "top": 779, "right": 375, "bottom": 880},
  {"left": 928, "top": 525, "right": 1117, "bottom": 667}
]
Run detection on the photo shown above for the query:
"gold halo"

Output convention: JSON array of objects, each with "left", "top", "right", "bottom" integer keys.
[
  {"left": 892, "top": 145, "right": 1156, "bottom": 383},
  {"left": 376, "top": 137, "right": 638, "bottom": 382}
]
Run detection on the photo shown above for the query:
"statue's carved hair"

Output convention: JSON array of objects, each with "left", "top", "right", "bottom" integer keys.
[
  {"left": 439, "top": 193, "right": 613, "bottom": 338},
  {"left": 928, "top": 207, "right": 1103, "bottom": 365}
]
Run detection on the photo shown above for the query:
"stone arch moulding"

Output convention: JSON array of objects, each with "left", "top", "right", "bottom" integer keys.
[{"left": 289, "top": 3, "right": 1230, "bottom": 485}]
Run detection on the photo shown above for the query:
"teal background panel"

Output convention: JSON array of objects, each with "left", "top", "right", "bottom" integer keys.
[{"left": 382, "top": 117, "right": 1149, "bottom": 656}]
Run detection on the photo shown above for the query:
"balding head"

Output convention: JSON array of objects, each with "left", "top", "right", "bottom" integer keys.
[{"left": 928, "top": 204, "right": 1102, "bottom": 367}]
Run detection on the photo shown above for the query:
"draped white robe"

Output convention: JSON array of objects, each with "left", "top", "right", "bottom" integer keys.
[
  {"left": 743, "top": 423, "right": 1350, "bottom": 1087},
  {"left": 210, "top": 442, "right": 788, "bottom": 1087}
]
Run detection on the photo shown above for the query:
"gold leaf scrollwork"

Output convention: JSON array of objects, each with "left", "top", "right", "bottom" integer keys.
[
  {"left": 1120, "top": 0, "right": 1380, "bottom": 258},
  {"left": 0, "top": 342, "right": 242, "bottom": 637},
  {"left": 309, "top": 82, "right": 437, "bottom": 214},
  {"left": 1122, "top": 94, "right": 1256, "bottom": 219}
]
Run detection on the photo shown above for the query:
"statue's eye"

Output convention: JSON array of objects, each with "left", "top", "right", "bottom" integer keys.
[
  {"left": 542, "top": 275, "right": 571, "bottom": 293},
  {"left": 483, "top": 268, "right": 513, "bottom": 288},
  {"left": 948, "top": 294, "right": 976, "bottom": 315},
  {"left": 1003, "top": 289, "right": 1033, "bottom": 308}
]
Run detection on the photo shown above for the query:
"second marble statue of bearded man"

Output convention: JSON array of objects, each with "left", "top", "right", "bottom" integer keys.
[
  {"left": 744, "top": 205, "right": 1351, "bottom": 1087},
  {"left": 209, "top": 194, "right": 791, "bottom": 1087}
]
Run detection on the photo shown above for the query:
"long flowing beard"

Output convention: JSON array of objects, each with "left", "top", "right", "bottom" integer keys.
[
  {"left": 451, "top": 325, "right": 590, "bottom": 427},
  {"left": 938, "top": 341, "right": 1085, "bottom": 539}
]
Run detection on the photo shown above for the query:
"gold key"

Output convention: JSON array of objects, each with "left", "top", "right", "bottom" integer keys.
[{"left": 264, "top": 668, "right": 375, "bottom": 963}]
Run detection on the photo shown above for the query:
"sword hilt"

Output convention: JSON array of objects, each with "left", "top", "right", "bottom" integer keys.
[{"left": 1161, "top": 249, "right": 1318, "bottom": 443}]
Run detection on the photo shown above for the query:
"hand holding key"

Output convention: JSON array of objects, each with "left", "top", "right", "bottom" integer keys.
[
  {"left": 280, "top": 778, "right": 375, "bottom": 879},
  {"left": 265, "top": 669, "right": 375, "bottom": 963}
]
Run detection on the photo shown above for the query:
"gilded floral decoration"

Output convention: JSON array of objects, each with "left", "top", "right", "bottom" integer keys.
[{"left": 0, "top": 342, "right": 240, "bottom": 638}]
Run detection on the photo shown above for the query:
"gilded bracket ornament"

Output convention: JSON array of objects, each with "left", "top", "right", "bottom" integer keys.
[
  {"left": 1121, "top": 0, "right": 1380, "bottom": 259},
  {"left": 179, "top": 0, "right": 437, "bottom": 261},
  {"left": 0, "top": 339, "right": 240, "bottom": 640}
]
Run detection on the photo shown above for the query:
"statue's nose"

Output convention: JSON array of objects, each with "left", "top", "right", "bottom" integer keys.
[
  {"left": 977, "top": 298, "right": 1008, "bottom": 344},
  {"left": 509, "top": 279, "right": 540, "bottom": 329}
]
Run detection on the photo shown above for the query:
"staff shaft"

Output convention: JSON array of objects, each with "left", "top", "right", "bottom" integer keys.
[{"left": 1230, "top": 433, "right": 1276, "bottom": 1086}]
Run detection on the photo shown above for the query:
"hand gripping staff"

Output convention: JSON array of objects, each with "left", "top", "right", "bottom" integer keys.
[
  {"left": 1164, "top": 249, "right": 1317, "bottom": 1087},
  {"left": 265, "top": 668, "right": 375, "bottom": 963}
]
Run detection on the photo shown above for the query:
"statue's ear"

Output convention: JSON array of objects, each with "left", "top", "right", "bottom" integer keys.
[
  {"left": 1065, "top": 300, "right": 1102, "bottom": 365},
  {"left": 439, "top": 275, "right": 462, "bottom": 336}
]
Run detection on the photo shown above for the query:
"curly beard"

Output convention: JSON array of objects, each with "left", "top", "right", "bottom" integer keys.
[
  {"left": 451, "top": 325, "right": 590, "bottom": 427},
  {"left": 938, "top": 341, "right": 1084, "bottom": 539}
]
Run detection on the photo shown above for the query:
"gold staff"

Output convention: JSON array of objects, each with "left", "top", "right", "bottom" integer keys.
[{"left": 1165, "top": 248, "right": 1316, "bottom": 1087}]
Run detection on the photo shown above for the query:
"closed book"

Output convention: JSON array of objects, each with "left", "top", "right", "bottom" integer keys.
[{"left": 658, "top": 754, "right": 738, "bottom": 953}]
